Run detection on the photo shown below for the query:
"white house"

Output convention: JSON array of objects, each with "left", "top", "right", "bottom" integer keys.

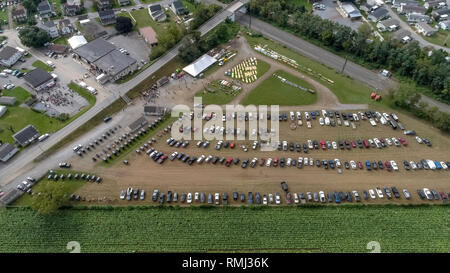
[
  {"left": 439, "top": 20, "right": 450, "bottom": 30},
  {"left": 0, "top": 46, "right": 22, "bottom": 67},
  {"left": 415, "top": 22, "right": 437, "bottom": 36},
  {"left": 38, "top": 20, "right": 59, "bottom": 38}
]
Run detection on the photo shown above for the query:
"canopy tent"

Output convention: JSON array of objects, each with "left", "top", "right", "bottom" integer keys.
[
  {"left": 182, "top": 54, "right": 217, "bottom": 77},
  {"left": 68, "top": 35, "right": 88, "bottom": 50}
]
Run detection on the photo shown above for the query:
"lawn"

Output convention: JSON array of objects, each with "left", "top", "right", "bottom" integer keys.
[
  {"left": 0, "top": 8, "right": 8, "bottom": 27},
  {"left": 68, "top": 82, "right": 96, "bottom": 106},
  {"left": 243, "top": 30, "right": 374, "bottom": 105},
  {"left": 182, "top": 0, "right": 197, "bottom": 13},
  {"left": 195, "top": 80, "right": 242, "bottom": 105},
  {"left": 52, "top": 36, "right": 69, "bottom": 46},
  {"left": 117, "top": 8, "right": 171, "bottom": 36},
  {"left": 32, "top": 60, "right": 54, "bottom": 72},
  {"left": 0, "top": 205, "right": 448, "bottom": 252},
  {"left": 286, "top": 0, "right": 313, "bottom": 11},
  {"left": 422, "top": 29, "right": 450, "bottom": 48},
  {"left": 241, "top": 70, "right": 317, "bottom": 106}
]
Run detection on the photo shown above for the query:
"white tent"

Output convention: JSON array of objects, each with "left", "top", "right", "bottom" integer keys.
[
  {"left": 68, "top": 35, "right": 88, "bottom": 50},
  {"left": 183, "top": 54, "right": 217, "bottom": 77}
]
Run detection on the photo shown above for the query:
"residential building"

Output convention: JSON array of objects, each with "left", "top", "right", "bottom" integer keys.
[
  {"left": 48, "top": 44, "right": 68, "bottom": 54},
  {"left": 64, "top": 0, "right": 82, "bottom": 16},
  {"left": 13, "top": 125, "right": 40, "bottom": 147},
  {"left": 415, "top": 21, "right": 437, "bottom": 36},
  {"left": 336, "top": 1, "right": 362, "bottom": 20},
  {"left": 38, "top": 20, "right": 59, "bottom": 38},
  {"left": 171, "top": 0, "right": 187, "bottom": 15},
  {"left": 406, "top": 13, "right": 431, "bottom": 22},
  {"left": 393, "top": 30, "right": 413, "bottom": 43},
  {"left": 11, "top": 6, "right": 27, "bottom": 22},
  {"left": 424, "top": 0, "right": 446, "bottom": 9},
  {"left": 0, "top": 46, "right": 22, "bottom": 67},
  {"left": 392, "top": 0, "right": 419, "bottom": 8},
  {"left": 432, "top": 8, "right": 450, "bottom": 21},
  {"left": 398, "top": 5, "right": 427, "bottom": 15},
  {"left": 98, "top": 9, "right": 116, "bottom": 25},
  {"left": 439, "top": 20, "right": 450, "bottom": 30},
  {"left": 377, "top": 19, "right": 400, "bottom": 32},
  {"left": 149, "top": 4, "right": 167, "bottom": 22},
  {"left": 97, "top": 0, "right": 111, "bottom": 11},
  {"left": 37, "top": 1, "right": 54, "bottom": 18},
  {"left": 117, "top": 0, "right": 130, "bottom": 6},
  {"left": 73, "top": 38, "right": 138, "bottom": 82},
  {"left": 368, "top": 7, "right": 389, "bottom": 22},
  {"left": 58, "top": 19, "right": 74, "bottom": 35},
  {"left": 23, "top": 68, "right": 55, "bottom": 91},
  {"left": 360, "top": 2, "right": 379, "bottom": 13},
  {"left": 139, "top": 26, "right": 158, "bottom": 46},
  {"left": 0, "top": 143, "right": 19, "bottom": 163}
]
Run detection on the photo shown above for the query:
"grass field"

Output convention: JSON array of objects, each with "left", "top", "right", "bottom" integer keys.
[
  {"left": 241, "top": 70, "right": 317, "bottom": 106},
  {"left": 243, "top": 30, "right": 375, "bottom": 105},
  {"left": 68, "top": 82, "right": 96, "bottom": 106},
  {"left": 286, "top": 0, "right": 313, "bottom": 11},
  {"left": 194, "top": 80, "right": 241, "bottom": 105},
  {"left": 0, "top": 8, "right": 8, "bottom": 27},
  {"left": 52, "top": 36, "right": 69, "bottom": 46},
  {"left": 32, "top": 60, "right": 54, "bottom": 72},
  {"left": 422, "top": 30, "right": 450, "bottom": 48},
  {"left": 117, "top": 9, "right": 172, "bottom": 35},
  {"left": 0, "top": 205, "right": 448, "bottom": 252}
]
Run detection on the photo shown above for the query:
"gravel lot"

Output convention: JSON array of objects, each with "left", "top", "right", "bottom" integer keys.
[{"left": 313, "top": 0, "right": 363, "bottom": 31}]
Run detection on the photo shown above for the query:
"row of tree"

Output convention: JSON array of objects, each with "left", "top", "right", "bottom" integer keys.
[{"left": 247, "top": 0, "right": 450, "bottom": 103}]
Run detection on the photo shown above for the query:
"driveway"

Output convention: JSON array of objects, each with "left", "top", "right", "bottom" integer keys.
[{"left": 385, "top": 5, "right": 450, "bottom": 53}]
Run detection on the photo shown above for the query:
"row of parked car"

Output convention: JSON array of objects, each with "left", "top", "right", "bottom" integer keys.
[{"left": 46, "top": 171, "right": 102, "bottom": 183}]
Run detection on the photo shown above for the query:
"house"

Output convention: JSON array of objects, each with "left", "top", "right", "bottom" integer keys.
[
  {"left": 360, "top": 3, "right": 380, "bottom": 13},
  {"left": 13, "top": 125, "right": 40, "bottom": 147},
  {"left": 117, "top": 0, "right": 130, "bottom": 6},
  {"left": 336, "top": 1, "right": 362, "bottom": 20},
  {"left": 0, "top": 96, "right": 17, "bottom": 105},
  {"left": 406, "top": 13, "right": 431, "bottom": 22},
  {"left": 11, "top": 6, "right": 27, "bottom": 22},
  {"left": 23, "top": 68, "right": 55, "bottom": 91},
  {"left": 171, "top": 0, "right": 187, "bottom": 15},
  {"left": 393, "top": 30, "right": 413, "bottom": 43},
  {"left": 377, "top": 19, "right": 400, "bottom": 32},
  {"left": 37, "top": 1, "right": 54, "bottom": 18},
  {"left": 0, "top": 105, "right": 6, "bottom": 117},
  {"left": 139, "top": 26, "right": 158, "bottom": 46},
  {"left": 98, "top": 9, "right": 116, "bottom": 25},
  {"left": 416, "top": 22, "right": 437, "bottom": 36},
  {"left": 38, "top": 20, "right": 59, "bottom": 38},
  {"left": 439, "top": 20, "right": 450, "bottom": 30},
  {"left": 392, "top": 0, "right": 419, "bottom": 8},
  {"left": 368, "top": 7, "right": 389, "bottom": 22},
  {"left": 432, "top": 8, "right": 450, "bottom": 21},
  {"left": 424, "top": 0, "right": 446, "bottom": 9},
  {"left": 398, "top": 5, "right": 427, "bottom": 15},
  {"left": 48, "top": 44, "right": 68, "bottom": 54},
  {"left": 0, "top": 143, "right": 19, "bottom": 163},
  {"left": 64, "top": 0, "right": 82, "bottom": 16},
  {"left": 149, "top": 4, "right": 167, "bottom": 22},
  {"left": 96, "top": 0, "right": 111, "bottom": 11},
  {"left": 58, "top": 19, "right": 74, "bottom": 35},
  {"left": 73, "top": 38, "right": 138, "bottom": 82},
  {"left": 0, "top": 46, "right": 22, "bottom": 67}
]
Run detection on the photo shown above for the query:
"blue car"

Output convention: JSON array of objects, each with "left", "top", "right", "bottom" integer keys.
[
  {"left": 434, "top": 161, "right": 442, "bottom": 170},
  {"left": 333, "top": 192, "right": 341, "bottom": 204},
  {"left": 366, "top": 160, "right": 371, "bottom": 170}
]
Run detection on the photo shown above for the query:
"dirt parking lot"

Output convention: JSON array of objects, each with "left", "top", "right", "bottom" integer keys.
[{"left": 70, "top": 106, "right": 450, "bottom": 205}]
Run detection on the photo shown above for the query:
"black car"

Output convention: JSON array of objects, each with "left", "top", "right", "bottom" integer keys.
[
  {"left": 323, "top": 160, "right": 328, "bottom": 169},
  {"left": 296, "top": 143, "right": 301, "bottom": 152},
  {"left": 313, "top": 140, "right": 319, "bottom": 150},
  {"left": 280, "top": 157, "right": 286, "bottom": 167},
  {"left": 241, "top": 158, "right": 249, "bottom": 168},
  {"left": 177, "top": 152, "right": 185, "bottom": 160},
  {"left": 188, "top": 156, "right": 197, "bottom": 165},
  {"left": 281, "top": 181, "right": 289, "bottom": 192},
  {"left": 391, "top": 187, "right": 400, "bottom": 198},
  {"left": 167, "top": 191, "right": 172, "bottom": 203},
  {"left": 223, "top": 141, "right": 230, "bottom": 148},
  {"left": 423, "top": 138, "right": 432, "bottom": 147},
  {"left": 182, "top": 155, "right": 190, "bottom": 163},
  {"left": 233, "top": 191, "right": 238, "bottom": 201},
  {"left": 338, "top": 141, "right": 344, "bottom": 150},
  {"left": 362, "top": 190, "right": 369, "bottom": 200},
  {"left": 357, "top": 139, "right": 363, "bottom": 148},
  {"left": 180, "top": 193, "right": 186, "bottom": 203},
  {"left": 403, "top": 160, "right": 411, "bottom": 170},
  {"left": 417, "top": 189, "right": 426, "bottom": 200},
  {"left": 233, "top": 157, "right": 240, "bottom": 165},
  {"left": 303, "top": 144, "right": 308, "bottom": 153},
  {"left": 316, "top": 159, "right": 321, "bottom": 167},
  {"left": 372, "top": 161, "right": 378, "bottom": 170},
  {"left": 378, "top": 161, "right": 384, "bottom": 169},
  {"left": 200, "top": 193, "right": 206, "bottom": 203},
  {"left": 212, "top": 156, "right": 219, "bottom": 164},
  {"left": 248, "top": 192, "right": 253, "bottom": 204},
  {"left": 327, "top": 193, "right": 333, "bottom": 203},
  {"left": 289, "top": 142, "right": 294, "bottom": 151},
  {"left": 344, "top": 161, "right": 350, "bottom": 169},
  {"left": 159, "top": 193, "right": 165, "bottom": 204},
  {"left": 346, "top": 192, "right": 353, "bottom": 202}
]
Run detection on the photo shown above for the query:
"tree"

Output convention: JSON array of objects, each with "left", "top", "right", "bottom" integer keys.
[
  {"left": 19, "top": 26, "right": 51, "bottom": 48},
  {"left": 30, "top": 182, "right": 69, "bottom": 215},
  {"left": 115, "top": 16, "right": 133, "bottom": 34}
]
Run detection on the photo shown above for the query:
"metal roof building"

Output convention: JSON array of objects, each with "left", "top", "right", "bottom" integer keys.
[
  {"left": 0, "top": 143, "right": 19, "bottom": 163},
  {"left": 13, "top": 125, "right": 40, "bottom": 147}
]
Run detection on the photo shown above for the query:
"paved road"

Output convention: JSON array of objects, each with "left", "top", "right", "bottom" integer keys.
[
  {"left": 385, "top": 6, "right": 450, "bottom": 54},
  {"left": 0, "top": 1, "right": 243, "bottom": 201},
  {"left": 236, "top": 14, "right": 450, "bottom": 114}
]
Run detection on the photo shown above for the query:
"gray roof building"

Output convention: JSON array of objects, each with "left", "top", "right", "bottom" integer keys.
[
  {"left": 93, "top": 49, "right": 137, "bottom": 76},
  {"left": 128, "top": 116, "right": 148, "bottom": 132},
  {"left": 0, "top": 96, "right": 17, "bottom": 105},
  {"left": 0, "top": 143, "right": 19, "bottom": 163},
  {"left": 98, "top": 9, "right": 116, "bottom": 25},
  {"left": 13, "top": 125, "right": 40, "bottom": 147},
  {"left": 74, "top": 38, "right": 116, "bottom": 63},
  {"left": 23, "top": 68, "right": 54, "bottom": 88},
  {"left": 368, "top": 7, "right": 389, "bottom": 22},
  {"left": 0, "top": 46, "right": 19, "bottom": 60}
]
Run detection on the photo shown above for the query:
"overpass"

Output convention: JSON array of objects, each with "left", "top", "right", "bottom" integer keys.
[{"left": 0, "top": 0, "right": 250, "bottom": 204}]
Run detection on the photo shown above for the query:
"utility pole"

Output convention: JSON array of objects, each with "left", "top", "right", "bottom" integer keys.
[{"left": 341, "top": 57, "right": 348, "bottom": 74}]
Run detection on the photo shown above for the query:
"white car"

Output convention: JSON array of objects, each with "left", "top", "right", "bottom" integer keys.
[
  {"left": 423, "top": 188, "right": 433, "bottom": 200},
  {"left": 205, "top": 155, "right": 213, "bottom": 163},
  {"left": 275, "top": 193, "right": 281, "bottom": 205},
  {"left": 293, "top": 193, "right": 299, "bottom": 204},
  {"left": 197, "top": 155, "right": 205, "bottom": 164},
  {"left": 319, "top": 117, "right": 324, "bottom": 126},
  {"left": 416, "top": 136, "right": 423, "bottom": 144},
  {"left": 325, "top": 117, "right": 330, "bottom": 126},
  {"left": 194, "top": 192, "right": 199, "bottom": 202},
  {"left": 187, "top": 193, "right": 192, "bottom": 204},
  {"left": 263, "top": 195, "right": 268, "bottom": 205},
  {"left": 266, "top": 158, "right": 272, "bottom": 167},
  {"left": 214, "top": 193, "right": 220, "bottom": 205},
  {"left": 309, "top": 158, "right": 314, "bottom": 166},
  {"left": 307, "top": 140, "right": 313, "bottom": 149},
  {"left": 350, "top": 160, "right": 357, "bottom": 170},
  {"left": 303, "top": 157, "right": 308, "bottom": 166},
  {"left": 440, "top": 162, "right": 448, "bottom": 170},
  {"left": 304, "top": 112, "right": 310, "bottom": 120},
  {"left": 334, "top": 158, "right": 341, "bottom": 168},
  {"left": 296, "top": 112, "right": 302, "bottom": 120},
  {"left": 368, "top": 189, "right": 376, "bottom": 199},
  {"left": 390, "top": 160, "right": 399, "bottom": 171},
  {"left": 269, "top": 194, "right": 274, "bottom": 204},
  {"left": 332, "top": 141, "right": 337, "bottom": 150},
  {"left": 319, "top": 191, "right": 326, "bottom": 203},
  {"left": 369, "top": 118, "right": 377, "bottom": 126},
  {"left": 409, "top": 161, "right": 417, "bottom": 170},
  {"left": 376, "top": 187, "right": 384, "bottom": 198},
  {"left": 385, "top": 138, "right": 392, "bottom": 146}
]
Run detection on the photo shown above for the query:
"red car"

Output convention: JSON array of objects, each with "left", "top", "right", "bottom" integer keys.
[
  {"left": 357, "top": 161, "right": 363, "bottom": 169},
  {"left": 351, "top": 141, "right": 357, "bottom": 148},
  {"left": 286, "top": 193, "right": 292, "bottom": 204},
  {"left": 439, "top": 192, "right": 448, "bottom": 202},
  {"left": 362, "top": 139, "right": 369, "bottom": 148},
  {"left": 273, "top": 157, "right": 279, "bottom": 167},
  {"left": 344, "top": 140, "right": 351, "bottom": 150},
  {"left": 230, "top": 142, "right": 235, "bottom": 149},
  {"left": 259, "top": 158, "right": 265, "bottom": 166},
  {"left": 225, "top": 157, "right": 233, "bottom": 167},
  {"left": 398, "top": 137, "right": 408, "bottom": 146},
  {"left": 320, "top": 140, "right": 326, "bottom": 150},
  {"left": 385, "top": 161, "right": 392, "bottom": 171}
]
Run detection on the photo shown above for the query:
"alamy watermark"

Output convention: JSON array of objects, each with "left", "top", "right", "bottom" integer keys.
[{"left": 171, "top": 97, "right": 279, "bottom": 151}]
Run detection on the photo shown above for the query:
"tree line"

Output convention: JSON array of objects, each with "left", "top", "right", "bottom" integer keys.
[{"left": 247, "top": 0, "right": 450, "bottom": 103}]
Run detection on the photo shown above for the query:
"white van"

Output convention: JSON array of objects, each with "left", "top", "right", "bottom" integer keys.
[
  {"left": 0, "top": 72, "right": 7, "bottom": 78},
  {"left": 78, "top": 81, "right": 87, "bottom": 89},
  {"left": 87, "top": 86, "right": 97, "bottom": 95},
  {"left": 38, "top": 133, "right": 50, "bottom": 142}
]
